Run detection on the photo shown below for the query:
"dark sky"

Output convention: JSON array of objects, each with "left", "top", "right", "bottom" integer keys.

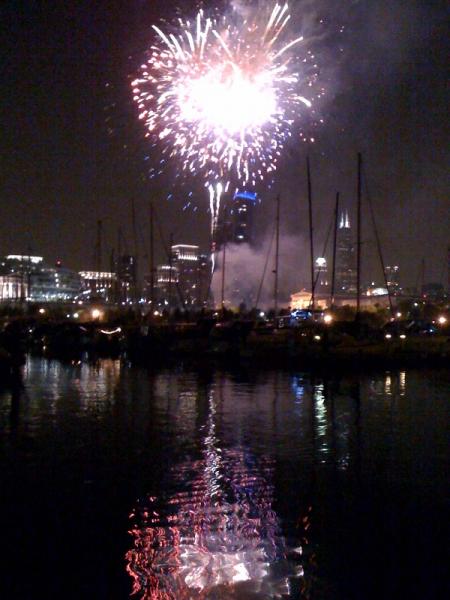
[{"left": 0, "top": 0, "right": 448, "bottom": 289}]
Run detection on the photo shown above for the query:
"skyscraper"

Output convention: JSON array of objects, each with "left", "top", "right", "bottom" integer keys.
[
  {"left": 232, "top": 190, "right": 258, "bottom": 245},
  {"left": 79, "top": 271, "right": 117, "bottom": 303},
  {"left": 172, "top": 245, "right": 200, "bottom": 307},
  {"left": 336, "top": 211, "right": 356, "bottom": 294},
  {"left": 216, "top": 191, "right": 258, "bottom": 248}
]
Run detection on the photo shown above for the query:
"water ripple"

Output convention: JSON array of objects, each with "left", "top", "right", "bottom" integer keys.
[{"left": 126, "top": 394, "right": 302, "bottom": 599}]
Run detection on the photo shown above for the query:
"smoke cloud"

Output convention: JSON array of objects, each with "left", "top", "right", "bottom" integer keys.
[{"left": 211, "top": 233, "right": 311, "bottom": 310}]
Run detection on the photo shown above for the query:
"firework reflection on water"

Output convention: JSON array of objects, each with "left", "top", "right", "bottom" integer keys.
[{"left": 126, "top": 392, "right": 303, "bottom": 599}]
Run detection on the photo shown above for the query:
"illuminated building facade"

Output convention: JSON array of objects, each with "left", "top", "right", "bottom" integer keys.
[
  {"left": 173, "top": 245, "right": 198, "bottom": 307},
  {"left": 0, "top": 274, "right": 28, "bottom": 302},
  {"left": 79, "top": 271, "right": 117, "bottom": 303},
  {"left": 155, "top": 265, "right": 179, "bottom": 308},
  {"left": 0, "top": 255, "right": 81, "bottom": 302},
  {"left": 171, "top": 245, "right": 203, "bottom": 307},
  {"left": 30, "top": 266, "right": 81, "bottom": 302},
  {"left": 171, "top": 246, "right": 211, "bottom": 308},
  {"left": 152, "top": 247, "right": 210, "bottom": 310},
  {"left": 336, "top": 211, "right": 356, "bottom": 294},
  {"left": 291, "top": 289, "right": 391, "bottom": 311}
]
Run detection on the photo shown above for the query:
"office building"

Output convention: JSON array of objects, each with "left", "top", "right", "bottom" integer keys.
[
  {"left": 0, "top": 255, "right": 81, "bottom": 302},
  {"left": 79, "top": 271, "right": 117, "bottom": 303},
  {"left": 152, "top": 246, "right": 211, "bottom": 310},
  {"left": 336, "top": 211, "right": 356, "bottom": 294},
  {"left": 232, "top": 190, "right": 258, "bottom": 245},
  {"left": 155, "top": 265, "right": 179, "bottom": 308},
  {"left": 216, "top": 191, "right": 258, "bottom": 249},
  {"left": 0, "top": 274, "right": 28, "bottom": 302},
  {"left": 172, "top": 245, "right": 201, "bottom": 307}
]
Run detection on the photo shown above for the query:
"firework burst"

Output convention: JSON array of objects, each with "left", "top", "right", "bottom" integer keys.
[{"left": 132, "top": 2, "right": 321, "bottom": 189}]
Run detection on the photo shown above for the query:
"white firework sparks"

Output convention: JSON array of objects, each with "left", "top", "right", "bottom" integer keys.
[{"left": 132, "top": 2, "right": 320, "bottom": 189}]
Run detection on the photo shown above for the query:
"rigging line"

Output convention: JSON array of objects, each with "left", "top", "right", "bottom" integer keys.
[
  {"left": 154, "top": 211, "right": 186, "bottom": 309},
  {"left": 362, "top": 164, "right": 394, "bottom": 317},
  {"left": 255, "top": 223, "right": 277, "bottom": 310},
  {"left": 312, "top": 209, "right": 334, "bottom": 297}
]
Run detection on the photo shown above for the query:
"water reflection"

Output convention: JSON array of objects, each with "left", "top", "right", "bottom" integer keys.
[
  {"left": 126, "top": 387, "right": 301, "bottom": 599},
  {"left": 1, "top": 358, "right": 446, "bottom": 599},
  {"left": 313, "top": 384, "right": 328, "bottom": 464},
  {"left": 369, "top": 371, "right": 408, "bottom": 401},
  {"left": 399, "top": 371, "right": 406, "bottom": 396},
  {"left": 124, "top": 372, "right": 374, "bottom": 598}
]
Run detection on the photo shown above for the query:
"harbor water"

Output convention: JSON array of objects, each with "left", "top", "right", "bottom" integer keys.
[{"left": 0, "top": 358, "right": 448, "bottom": 599}]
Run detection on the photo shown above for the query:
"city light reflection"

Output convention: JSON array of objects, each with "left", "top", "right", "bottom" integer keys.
[
  {"left": 313, "top": 383, "right": 329, "bottom": 464},
  {"left": 399, "top": 372, "right": 406, "bottom": 397}
]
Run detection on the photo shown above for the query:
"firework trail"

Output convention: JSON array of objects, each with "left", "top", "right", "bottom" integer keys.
[
  {"left": 208, "top": 181, "right": 224, "bottom": 273},
  {"left": 133, "top": 2, "right": 321, "bottom": 278}
]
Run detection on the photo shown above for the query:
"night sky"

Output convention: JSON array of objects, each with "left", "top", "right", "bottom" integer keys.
[{"left": 0, "top": 0, "right": 448, "bottom": 289}]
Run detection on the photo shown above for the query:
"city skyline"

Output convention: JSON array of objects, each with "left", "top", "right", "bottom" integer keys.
[{"left": 0, "top": 0, "right": 448, "bottom": 286}]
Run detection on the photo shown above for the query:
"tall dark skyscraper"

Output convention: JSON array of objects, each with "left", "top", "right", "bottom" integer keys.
[
  {"left": 216, "top": 191, "right": 258, "bottom": 249},
  {"left": 336, "top": 211, "right": 356, "bottom": 294},
  {"left": 232, "top": 191, "right": 258, "bottom": 245}
]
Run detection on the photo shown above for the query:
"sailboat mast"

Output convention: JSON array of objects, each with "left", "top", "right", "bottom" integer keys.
[
  {"left": 95, "top": 220, "right": 103, "bottom": 273},
  {"left": 307, "top": 157, "right": 315, "bottom": 310},
  {"left": 221, "top": 241, "right": 226, "bottom": 313},
  {"left": 117, "top": 226, "right": 123, "bottom": 305},
  {"left": 149, "top": 200, "right": 155, "bottom": 310},
  {"left": 168, "top": 232, "right": 174, "bottom": 310},
  {"left": 331, "top": 192, "right": 340, "bottom": 306},
  {"left": 356, "top": 153, "right": 362, "bottom": 318},
  {"left": 131, "top": 197, "right": 139, "bottom": 304},
  {"left": 274, "top": 194, "right": 281, "bottom": 315},
  {"left": 363, "top": 163, "right": 395, "bottom": 318}
]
